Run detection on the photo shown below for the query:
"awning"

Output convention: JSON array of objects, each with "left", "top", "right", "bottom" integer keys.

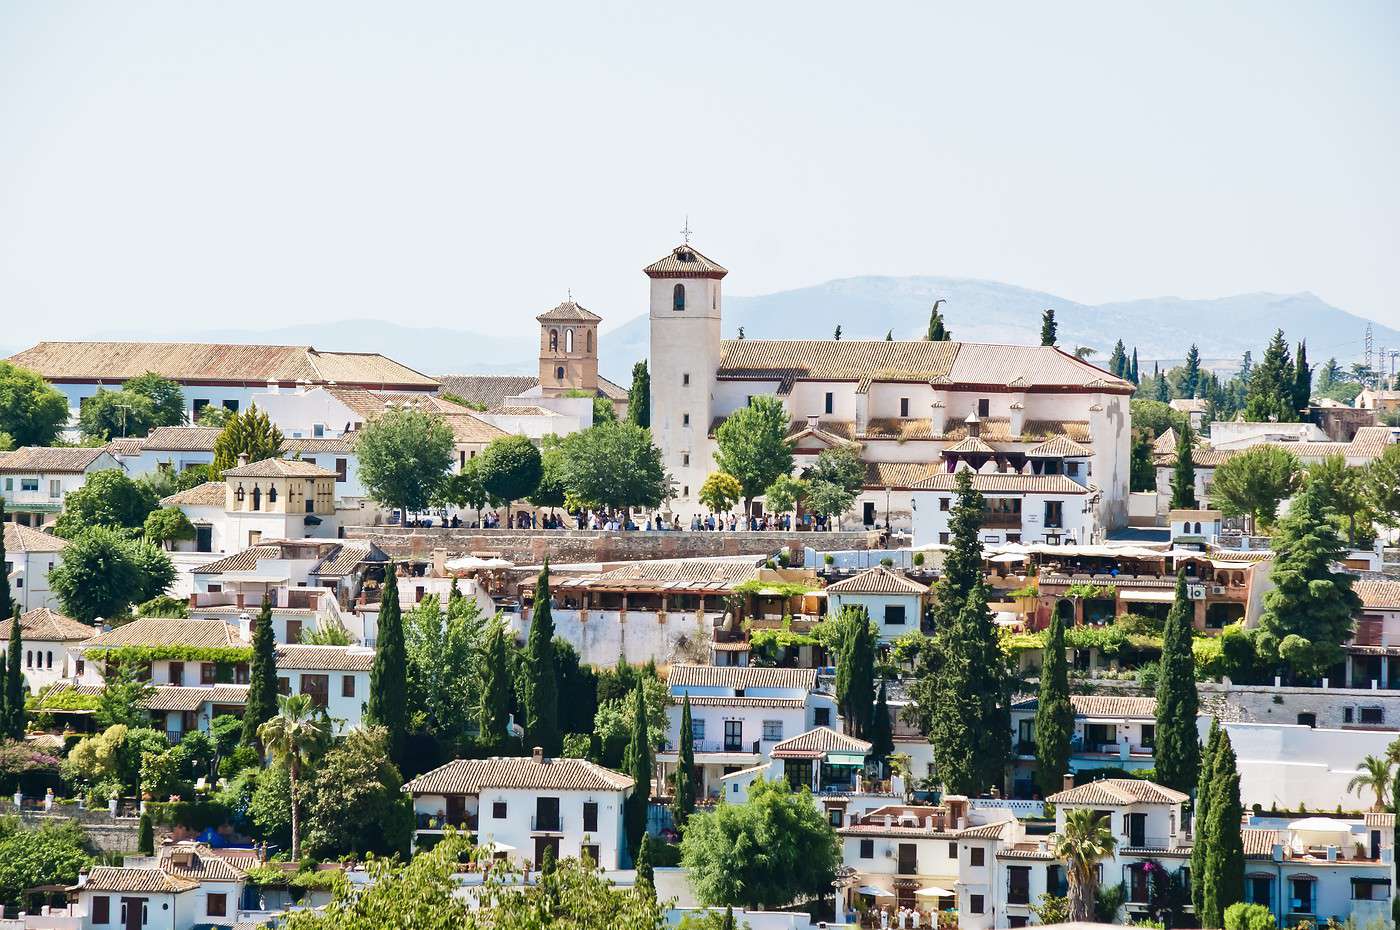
[
  {"left": 989, "top": 553, "right": 1026, "bottom": 563},
  {"left": 827, "top": 753, "right": 868, "bottom": 766},
  {"left": 1118, "top": 589, "right": 1175, "bottom": 603},
  {"left": 915, "top": 886, "right": 956, "bottom": 898},
  {"left": 858, "top": 886, "right": 895, "bottom": 898}
]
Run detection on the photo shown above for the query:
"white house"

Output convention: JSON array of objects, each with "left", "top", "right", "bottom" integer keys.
[
  {"left": 107, "top": 425, "right": 220, "bottom": 478},
  {"left": 1008, "top": 694, "right": 1158, "bottom": 797},
  {"left": 404, "top": 751, "right": 634, "bottom": 868},
  {"left": 216, "top": 457, "right": 340, "bottom": 548},
  {"left": 3, "top": 521, "right": 69, "bottom": 612},
  {"left": 644, "top": 241, "right": 1132, "bottom": 530},
  {"left": 0, "top": 446, "right": 122, "bottom": 528},
  {"left": 274, "top": 644, "right": 372, "bottom": 729},
  {"left": 910, "top": 469, "right": 1096, "bottom": 548},
  {"left": 73, "top": 842, "right": 246, "bottom": 930},
  {"left": 0, "top": 608, "right": 96, "bottom": 692},
  {"left": 824, "top": 566, "right": 928, "bottom": 641}
]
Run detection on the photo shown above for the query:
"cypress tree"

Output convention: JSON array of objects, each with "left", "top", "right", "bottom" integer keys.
[
  {"left": 635, "top": 832, "right": 655, "bottom": 896},
  {"left": 1393, "top": 763, "right": 1400, "bottom": 925},
  {"left": 137, "top": 813, "right": 155, "bottom": 855},
  {"left": 539, "top": 842, "right": 556, "bottom": 875},
  {"left": 1108, "top": 340, "right": 1127, "bottom": 379},
  {"left": 1292, "top": 340, "right": 1311, "bottom": 415},
  {"left": 1155, "top": 374, "right": 1171, "bottom": 403},
  {"left": 1154, "top": 571, "right": 1200, "bottom": 794},
  {"left": 623, "top": 683, "right": 650, "bottom": 861},
  {"left": 1182, "top": 344, "right": 1202, "bottom": 398},
  {"left": 670, "top": 693, "right": 696, "bottom": 831},
  {"left": 928, "top": 581, "right": 1009, "bottom": 795},
  {"left": 868, "top": 679, "right": 895, "bottom": 774},
  {"left": 1202, "top": 731, "right": 1244, "bottom": 927},
  {"left": 628, "top": 360, "right": 651, "bottom": 429},
  {"left": 1040, "top": 308, "right": 1057, "bottom": 346},
  {"left": 367, "top": 562, "right": 408, "bottom": 762},
  {"left": 1170, "top": 423, "right": 1198, "bottom": 509},
  {"left": 1191, "top": 718, "right": 1220, "bottom": 919},
  {"left": 477, "top": 619, "right": 513, "bottom": 751},
  {"left": 722, "top": 906, "right": 736, "bottom": 930},
  {"left": 525, "top": 560, "right": 560, "bottom": 755},
  {"left": 835, "top": 605, "right": 874, "bottom": 737},
  {"left": 1130, "top": 347, "right": 1140, "bottom": 384},
  {"left": 0, "top": 499, "right": 10, "bottom": 619},
  {"left": 926, "top": 300, "right": 950, "bottom": 341},
  {"left": 936, "top": 469, "right": 985, "bottom": 625},
  {"left": 5, "top": 607, "right": 23, "bottom": 739},
  {"left": 1034, "top": 604, "right": 1074, "bottom": 798},
  {"left": 241, "top": 595, "right": 278, "bottom": 747}
]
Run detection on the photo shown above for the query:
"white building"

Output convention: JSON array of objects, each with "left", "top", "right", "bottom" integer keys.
[
  {"left": 1008, "top": 694, "right": 1158, "bottom": 797},
  {"left": 0, "top": 608, "right": 96, "bottom": 692},
  {"left": 825, "top": 566, "right": 928, "bottom": 642},
  {"left": 107, "top": 425, "right": 221, "bottom": 478},
  {"left": 73, "top": 842, "right": 247, "bottom": 930},
  {"left": 3, "top": 521, "right": 69, "bottom": 612},
  {"left": 645, "top": 241, "right": 1133, "bottom": 530},
  {"left": 0, "top": 446, "right": 122, "bottom": 528},
  {"left": 404, "top": 751, "right": 634, "bottom": 868},
  {"left": 910, "top": 469, "right": 1096, "bottom": 548}
]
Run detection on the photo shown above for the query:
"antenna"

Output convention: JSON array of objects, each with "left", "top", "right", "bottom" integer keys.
[{"left": 1364, "top": 323, "right": 1374, "bottom": 385}]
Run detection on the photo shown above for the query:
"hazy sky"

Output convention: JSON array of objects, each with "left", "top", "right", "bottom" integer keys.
[{"left": 2, "top": 2, "right": 1397, "bottom": 349}]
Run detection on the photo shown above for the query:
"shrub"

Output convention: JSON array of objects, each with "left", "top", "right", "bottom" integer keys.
[
  {"left": 912, "top": 552, "right": 924, "bottom": 566},
  {"left": 1223, "top": 902, "right": 1276, "bottom": 930}
]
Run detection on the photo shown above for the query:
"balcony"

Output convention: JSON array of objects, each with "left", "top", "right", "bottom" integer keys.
[
  {"left": 660, "top": 739, "right": 761, "bottom": 757},
  {"left": 416, "top": 812, "right": 478, "bottom": 832},
  {"left": 981, "top": 512, "right": 1022, "bottom": 530},
  {"left": 895, "top": 855, "right": 919, "bottom": 876},
  {"left": 530, "top": 815, "right": 565, "bottom": 833}
]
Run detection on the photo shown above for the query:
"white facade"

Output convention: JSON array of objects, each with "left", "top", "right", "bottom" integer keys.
[
  {"left": 3, "top": 523, "right": 67, "bottom": 612},
  {"left": 0, "top": 450, "right": 122, "bottom": 528},
  {"left": 910, "top": 473, "right": 1095, "bottom": 548}
]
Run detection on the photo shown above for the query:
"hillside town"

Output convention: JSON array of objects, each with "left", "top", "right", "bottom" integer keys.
[{"left": 0, "top": 238, "right": 1397, "bottom": 930}]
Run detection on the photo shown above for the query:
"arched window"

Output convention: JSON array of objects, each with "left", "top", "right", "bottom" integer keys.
[
  {"left": 235, "top": 485, "right": 245, "bottom": 504},
  {"left": 556, "top": 366, "right": 565, "bottom": 381},
  {"left": 25, "top": 651, "right": 31, "bottom": 668},
  {"left": 268, "top": 485, "right": 278, "bottom": 504},
  {"left": 1194, "top": 521, "right": 1202, "bottom": 534},
  {"left": 673, "top": 283, "right": 686, "bottom": 311},
  {"left": 46, "top": 651, "right": 52, "bottom": 669},
  {"left": 549, "top": 329, "right": 558, "bottom": 351},
  {"left": 251, "top": 485, "right": 262, "bottom": 511},
  {"left": 565, "top": 329, "right": 574, "bottom": 353},
  {"left": 586, "top": 329, "right": 593, "bottom": 353}
]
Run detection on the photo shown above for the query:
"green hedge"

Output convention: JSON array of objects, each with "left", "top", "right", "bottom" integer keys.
[
  {"left": 88, "top": 646, "right": 254, "bottom": 665},
  {"left": 144, "top": 800, "right": 232, "bottom": 832}
]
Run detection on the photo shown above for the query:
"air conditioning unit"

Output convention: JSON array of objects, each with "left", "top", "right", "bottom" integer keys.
[{"left": 1212, "top": 585, "right": 1226, "bottom": 595}]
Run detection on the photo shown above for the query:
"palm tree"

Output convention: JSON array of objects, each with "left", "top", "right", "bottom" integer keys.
[
  {"left": 1346, "top": 754, "right": 1394, "bottom": 812},
  {"left": 1073, "top": 346, "right": 1097, "bottom": 360},
  {"left": 1051, "top": 808, "right": 1118, "bottom": 922},
  {"left": 257, "top": 693, "right": 330, "bottom": 859}
]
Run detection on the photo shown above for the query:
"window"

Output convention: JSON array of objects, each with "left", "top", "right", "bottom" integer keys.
[
  {"left": 49, "top": 479, "right": 61, "bottom": 498},
  {"left": 235, "top": 484, "right": 245, "bottom": 504},
  {"left": 859, "top": 839, "right": 874, "bottom": 859},
  {"left": 762, "top": 720, "right": 784, "bottom": 741},
  {"left": 938, "top": 532, "right": 950, "bottom": 545},
  {"left": 92, "top": 896, "right": 110, "bottom": 924},
  {"left": 201, "top": 663, "right": 216, "bottom": 685},
  {"left": 1248, "top": 875, "right": 1271, "bottom": 905},
  {"left": 673, "top": 283, "right": 685, "bottom": 311},
  {"left": 1141, "top": 723, "right": 1155, "bottom": 748},
  {"left": 207, "top": 893, "right": 227, "bottom": 917},
  {"left": 977, "top": 398, "right": 990, "bottom": 417},
  {"left": 1297, "top": 712, "right": 1316, "bottom": 728},
  {"left": 223, "top": 399, "right": 239, "bottom": 412},
  {"left": 814, "top": 707, "right": 830, "bottom": 726},
  {"left": 267, "top": 485, "right": 278, "bottom": 504},
  {"left": 1067, "top": 462, "right": 1080, "bottom": 476},
  {"left": 20, "top": 478, "right": 38, "bottom": 492},
  {"left": 824, "top": 392, "right": 834, "bottom": 415},
  {"left": 884, "top": 604, "right": 906, "bottom": 626},
  {"left": 560, "top": 328, "right": 571, "bottom": 352},
  {"left": 1345, "top": 706, "right": 1355, "bottom": 723},
  {"left": 900, "top": 397, "right": 909, "bottom": 417},
  {"left": 583, "top": 801, "right": 598, "bottom": 832},
  {"left": 581, "top": 844, "right": 599, "bottom": 863},
  {"left": 1360, "top": 706, "right": 1384, "bottom": 725},
  {"left": 251, "top": 485, "right": 262, "bottom": 511},
  {"left": 691, "top": 719, "right": 705, "bottom": 741},
  {"left": 939, "top": 497, "right": 950, "bottom": 511},
  {"left": 556, "top": 366, "right": 565, "bottom": 380},
  {"left": 948, "top": 842, "right": 958, "bottom": 859},
  {"left": 192, "top": 398, "right": 209, "bottom": 418},
  {"left": 169, "top": 663, "right": 184, "bottom": 686},
  {"left": 682, "top": 453, "right": 690, "bottom": 467},
  {"left": 682, "top": 413, "right": 690, "bottom": 426},
  {"left": 549, "top": 329, "right": 558, "bottom": 351},
  {"left": 970, "top": 894, "right": 984, "bottom": 914},
  {"left": 75, "top": 659, "right": 84, "bottom": 677},
  {"left": 724, "top": 719, "right": 743, "bottom": 751},
  {"left": 969, "top": 846, "right": 985, "bottom": 866},
  {"left": 342, "top": 675, "right": 356, "bottom": 698},
  {"left": 493, "top": 801, "right": 507, "bottom": 819},
  {"left": 301, "top": 674, "right": 330, "bottom": 708},
  {"left": 1008, "top": 865, "right": 1031, "bottom": 904},
  {"left": 586, "top": 330, "right": 592, "bottom": 353},
  {"left": 683, "top": 373, "right": 690, "bottom": 386},
  {"left": 277, "top": 676, "right": 291, "bottom": 695},
  {"left": 1044, "top": 500, "right": 1063, "bottom": 528},
  {"left": 335, "top": 458, "right": 348, "bottom": 482},
  {"left": 313, "top": 423, "right": 325, "bottom": 437},
  {"left": 1352, "top": 877, "right": 1390, "bottom": 900}
]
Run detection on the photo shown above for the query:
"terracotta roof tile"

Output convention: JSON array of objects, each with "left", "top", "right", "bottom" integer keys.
[
  {"left": 403, "top": 757, "right": 633, "bottom": 794},
  {"left": 192, "top": 545, "right": 284, "bottom": 574},
  {"left": 1014, "top": 694, "right": 1157, "bottom": 719},
  {"left": 668, "top": 664, "right": 817, "bottom": 691},
  {"left": 1243, "top": 828, "right": 1280, "bottom": 858},
  {"left": 1355, "top": 579, "right": 1400, "bottom": 611},
  {"left": 1025, "top": 435, "right": 1094, "bottom": 458},
  {"left": 0, "top": 446, "right": 111, "bottom": 473},
  {"left": 159, "top": 843, "right": 248, "bottom": 881},
  {"left": 221, "top": 457, "right": 337, "bottom": 479},
  {"left": 910, "top": 472, "right": 1090, "bottom": 494},
  {"left": 643, "top": 244, "right": 728, "bottom": 279},
  {"left": 672, "top": 695, "right": 805, "bottom": 709},
  {"left": 160, "top": 481, "right": 226, "bottom": 507},
  {"left": 432, "top": 375, "right": 538, "bottom": 409},
  {"left": 0, "top": 608, "right": 95, "bottom": 642},
  {"left": 80, "top": 618, "right": 240, "bottom": 651},
  {"left": 143, "top": 685, "right": 250, "bottom": 712},
  {"left": 771, "top": 726, "right": 871, "bottom": 758},
  {"left": 2, "top": 522, "right": 68, "bottom": 553},
  {"left": 535, "top": 299, "right": 602, "bottom": 323},
  {"left": 139, "top": 426, "right": 223, "bottom": 452},
  {"left": 280, "top": 436, "right": 357, "bottom": 455},
  {"left": 825, "top": 566, "right": 929, "bottom": 595},
  {"left": 275, "top": 645, "right": 374, "bottom": 672},
  {"left": 1046, "top": 778, "right": 1188, "bottom": 806},
  {"left": 80, "top": 866, "right": 199, "bottom": 894},
  {"left": 863, "top": 461, "right": 940, "bottom": 489},
  {"left": 945, "top": 436, "right": 996, "bottom": 455}
]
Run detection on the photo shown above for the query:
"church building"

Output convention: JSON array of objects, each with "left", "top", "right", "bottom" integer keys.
[{"left": 646, "top": 242, "right": 1134, "bottom": 537}]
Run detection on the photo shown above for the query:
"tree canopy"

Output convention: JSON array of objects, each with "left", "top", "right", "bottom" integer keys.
[
  {"left": 1207, "top": 445, "right": 1300, "bottom": 530},
  {"left": 356, "top": 408, "right": 455, "bottom": 515},
  {"left": 210, "top": 405, "right": 285, "bottom": 478},
  {"left": 54, "top": 469, "right": 158, "bottom": 539},
  {"left": 556, "top": 419, "right": 667, "bottom": 512},
  {"left": 49, "top": 526, "right": 173, "bottom": 622},
  {"left": 1034, "top": 604, "right": 1074, "bottom": 797},
  {"left": 699, "top": 472, "right": 743, "bottom": 515},
  {"left": 0, "top": 362, "right": 70, "bottom": 447},
  {"left": 713, "top": 396, "right": 793, "bottom": 513},
  {"left": 627, "top": 360, "right": 650, "bottom": 428},
  {"left": 1154, "top": 572, "right": 1201, "bottom": 795}
]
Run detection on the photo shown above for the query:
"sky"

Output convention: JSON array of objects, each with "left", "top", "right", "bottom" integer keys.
[{"left": 1, "top": 2, "right": 1397, "bottom": 349}]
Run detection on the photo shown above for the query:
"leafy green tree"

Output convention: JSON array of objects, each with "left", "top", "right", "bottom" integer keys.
[
  {"left": 367, "top": 564, "right": 409, "bottom": 762},
  {"left": 1154, "top": 572, "right": 1200, "bottom": 794},
  {"left": 628, "top": 360, "right": 651, "bottom": 428},
  {"left": 406, "top": 593, "right": 485, "bottom": 744},
  {"left": 1169, "top": 422, "right": 1197, "bottom": 509},
  {"left": 1223, "top": 902, "right": 1277, "bottom": 930},
  {"left": 305, "top": 726, "right": 411, "bottom": 858},
  {"left": 1130, "top": 399, "right": 1184, "bottom": 439},
  {"left": 124, "top": 373, "right": 186, "bottom": 428},
  {"left": 195, "top": 405, "right": 234, "bottom": 428},
  {"left": 4, "top": 615, "right": 23, "bottom": 739},
  {"left": 248, "top": 763, "right": 293, "bottom": 849},
  {"left": 441, "top": 455, "right": 494, "bottom": 521},
  {"left": 623, "top": 683, "right": 651, "bottom": 861},
  {"left": 1257, "top": 482, "right": 1361, "bottom": 679},
  {"left": 762, "top": 474, "right": 807, "bottom": 516},
  {"left": 803, "top": 479, "right": 856, "bottom": 526},
  {"left": 1208, "top": 445, "right": 1300, "bottom": 531},
  {"left": 1201, "top": 730, "right": 1244, "bottom": 928},
  {"left": 478, "top": 434, "right": 543, "bottom": 511},
  {"left": 699, "top": 472, "right": 742, "bottom": 514},
  {"left": 257, "top": 693, "right": 330, "bottom": 860},
  {"left": 926, "top": 582, "right": 1009, "bottom": 795},
  {"left": 1305, "top": 453, "right": 1374, "bottom": 546},
  {"left": 476, "top": 618, "right": 513, "bottom": 752},
  {"left": 1366, "top": 443, "right": 1400, "bottom": 528},
  {"left": 807, "top": 445, "right": 865, "bottom": 499},
  {"left": 1052, "top": 808, "right": 1117, "bottom": 922},
  {"left": 243, "top": 596, "right": 278, "bottom": 747},
  {"left": 0, "top": 362, "right": 70, "bottom": 447},
  {"left": 356, "top": 408, "right": 454, "bottom": 517},
  {"left": 94, "top": 662, "right": 154, "bottom": 729},
  {"left": 1107, "top": 340, "right": 1127, "bottom": 379},
  {"left": 524, "top": 562, "right": 560, "bottom": 755},
  {"left": 525, "top": 436, "right": 567, "bottom": 509},
  {"left": 210, "top": 405, "right": 284, "bottom": 478},
  {"left": 79, "top": 387, "right": 157, "bottom": 441},
  {"left": 926, "top": 299, "right": 950, "bottom": 341},
  {"left": 681, "top": 777, "right": 839, "bottom": 910},
  {"left": 1244, "top": 330, "right": 1295, "bottom": 422},
  {"left": 867, "top": 679, "right": 894, "bottom": 773},
  {"left": 557, "top": 420, "right": 668, "bottom": 512},
  {"left": 1130, "top": 428, "right": 1157, "bottom": 492},
  {"left": 49, "top": 527, "right": 149, "bottom": 622},
  {"left": 714, "top": 396, "right": 794, "bottom": 515},
  {"left": 0, "top": 821, "right": 91, "bottom": 907},
  {"left": 671, "top": 693, "right": 696, "bottom": 832},
  {"left": 54, "top": 469, "right": 158, "bottom": 539},
  {"left": 172, "top": 464, "right": 212, "bottom": 492},
  {"left": 141, "top": 507, "right": 194, "bottom": 549},
  {"left": 1155, "top": 374, "right": 1170, "bottom": 402},
  {"left": 1040, "top": 308, "right": 1058, "bottom": 346},
  {"left": 1034, "top": 604, "right": 1074, "bottom": 797},
  {"left": 833, "top": 606, "right": 874, "bottom": 737},
  {"left": 1180, "top": 344, "right": 1202, "bottom": 398},
  {"left": 127, "top": 540, "right": 175, "bottom": 604}
]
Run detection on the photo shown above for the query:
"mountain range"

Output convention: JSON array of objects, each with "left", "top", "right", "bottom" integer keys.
[{"left": 6, "top": 277, "right": 1396, "bottom": 388}]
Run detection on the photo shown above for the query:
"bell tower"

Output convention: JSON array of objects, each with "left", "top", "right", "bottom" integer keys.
[{"left": 537, "top": 298, "right": 601, "bottom": 397}]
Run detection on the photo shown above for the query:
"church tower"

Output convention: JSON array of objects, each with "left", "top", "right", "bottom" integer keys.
[
  {"left": 646, "top": 239, "right": 727, "bottom": 512},
  {"left": 536, "top": 298, "right": 601, "bottom": 398}
]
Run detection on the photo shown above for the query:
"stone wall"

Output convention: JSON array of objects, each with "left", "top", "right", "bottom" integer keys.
[
  {"left": 344, "top": 527, "right": 881, "bottom": 565},
  {"left": 507, "top": 609, "right": 715, "bottom": 668},
  {"left": 0, "top": 805, "right": 140, "bottom": 853}
]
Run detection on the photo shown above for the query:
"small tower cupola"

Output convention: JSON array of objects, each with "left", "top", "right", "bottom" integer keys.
[{"left": 537, "top": 297, "right": 602, "bottom": 397}]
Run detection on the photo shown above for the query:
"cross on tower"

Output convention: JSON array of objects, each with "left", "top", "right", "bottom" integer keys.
[{"left": 679, "top": 216, "right": 693, "bottom": 244}]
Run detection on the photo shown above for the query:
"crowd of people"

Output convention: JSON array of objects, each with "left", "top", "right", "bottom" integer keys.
[{"left": 396, "top": 508, "right": 844, "bottom": 532}]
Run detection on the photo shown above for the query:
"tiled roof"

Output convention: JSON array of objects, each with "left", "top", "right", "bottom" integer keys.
[
  {"left": 159, "top": 843, "right": 248, "bottom": 882},
  {"left": 643, "top": 244, "right": 728, "bottom": 279},
  {"left": 106, "top": 437, "right": 144, "bottom": 456},
  {"left": 0, "top": 608, "right": 95, "bottom": 642},
  {"left": 491, "top": 405, "right": 561, "bottom": 416},
  {"left": 433, "top": 375, "right": 539, "bottom": 409},
  {"left": 1170, "top": 398, "right": 1209, "bottom": 413},
  {"left": 597, "top": 377, "right": 631, "bottom": 401},
  {"left": 80, "top": 866, "right": 198, "bottom": 894},
  {"left": 910, "top": 472, "right": 1090, "bottom": 494},
  {"left": 144, "top": 685, "right": 250, "bottom": 712},
  {"left": 192, "top": 545, "right": 284, "bottom": 574},
  {"left": 668, "top": 664, "right": 817, "bottom": 691},
  {"left": 672, "top": 695, "right": 806, "bottom": 709},
  {"left": 1243, "top": 828, "right": 1280, "bottom": 858},
  {"left": 557, "top": 559, "right": 759, "bottom": 592},
  {"left": 280, "top": 436, "right": 357, "bottom": 455},
  {"left": 945, "top": 436, "right": 996, "bottom": 455},
  {"left": 825, "top": 566, "right": 928, "bottom": 595},
  {"left": 221, "top": 457, "right": 337, "bottom": 479},
  {"left": 80, "top": 618, "right": 239, "bottom": 651},
  {"left": 861, "top": 417, "right": 1092, "bottom": 444},
  {"left": 788, "top": 421, "right": 860, "bottom": 449},
  {"left": 441, "top": 413, "right": 509, "bottom": 444},
  {"left": 1013, "top": 694, "right": 1157, "bottom": 719},
  {"left": 715, "top": 340, "right": 1129, "bottom": 391},
  {"left": 275, "top": 645, "right": 375, "bottom": 672},
  {"left": 2, "top": 522, "right": 68, "bottom": 553},
  {"left": 160, "top": 481, "right": 226, "bottom": 507},
  {"left": 0, "top": 446, "right": 110, "bottom": 473},
  {"left": 312, "top": 541, "right": 388, "bottom": 577},
  {"left": 8, "top": 341, "right": 438, "bottom": 388},
  {"left": 139, "top": 426, "right": 222, "bottom": 452},
  {"left": 1025, "top": 435, "right": 1094, "bottom": 458},
  {"left": 1046, "top": 778, "right": 1188, "bottom": 806},
  {"left": 1153, "top": 429, "right": 1178, "bottom": 455},
  {"left": 536, "top": 299, "right": 602, "bottom": 323},
  {"left": 771, "top": 726, "right": 871, "bottom": 758},
  {"left": 1347, "top": 426, "right": 1396, "bottom": 459},
  {"left": 1355, "top": 579, "right": 1400, "bottom": 611},
  {"left": 863, "top": 461, "right": 940, "bottom": 490},
  {"left": 403, "top": 757, "right": 633, "bottom": 794}
]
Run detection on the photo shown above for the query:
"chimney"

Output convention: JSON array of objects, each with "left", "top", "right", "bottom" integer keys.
[
  {"left": 807, "top": 414, "right": 820, "bottom": 429},
  {"left": 965, "top": 411, "right": 981, "bottom": 438},
  {"left": 532, "top": 746, "right": 544, "bottom": 763},
  {"left": 1326, "top": 845, "right": 1338, "bottom": 862},
  {"left": 1063, "top": 773, "right": 1075, "bottom": 792},
  {"left": 237, "top": 452, "right": 249, "bottom": 467}
]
